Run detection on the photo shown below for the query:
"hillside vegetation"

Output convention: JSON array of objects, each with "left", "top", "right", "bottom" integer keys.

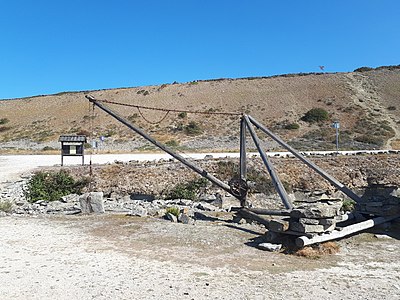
[{"left": 1, "top": 66, "right": 400, "bottom": 152}]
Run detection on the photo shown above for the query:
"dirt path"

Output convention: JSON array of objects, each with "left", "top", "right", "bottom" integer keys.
[
  {"left": 346, "top": 73, "right": 400, "bottom": 148},
  {"left": 1, "top": 215, "right": 399, "bottom": 299}
]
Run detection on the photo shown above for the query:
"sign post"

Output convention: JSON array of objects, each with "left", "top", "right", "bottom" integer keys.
[{"left": 332, "top": 121, "right": 340, "bottom": 152}]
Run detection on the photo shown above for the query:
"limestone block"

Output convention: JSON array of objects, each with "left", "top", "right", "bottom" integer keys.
[
  {"left": 290, "top": 222, "right": 325, "bottom": 233},
  {"left": 291, "top": 202, "right": 341, "bottom": 219},
  {"left": 269, "top": 219, "right": 290, "bottom": 232},
  {"left": 79, "top": 192, "right": 105, "bottom": 214}
]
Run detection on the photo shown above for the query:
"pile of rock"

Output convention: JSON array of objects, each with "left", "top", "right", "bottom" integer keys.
[
  {"left": 268, "top": 198, "right": 343, "bottom": 236},
  {"left": 358, "top": 184, "right": 400, "bottom": 216}
]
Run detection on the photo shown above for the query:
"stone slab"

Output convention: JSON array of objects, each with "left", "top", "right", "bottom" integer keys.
[{"left": 79, "top": 192, "right": 105, "bottom": 214}]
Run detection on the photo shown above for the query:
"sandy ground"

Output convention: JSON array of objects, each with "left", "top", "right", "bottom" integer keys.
[{"left": 0, "top": 214, "right": 399, "bottom": 300}]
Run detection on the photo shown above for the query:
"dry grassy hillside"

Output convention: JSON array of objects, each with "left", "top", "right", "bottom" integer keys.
[{"left": 0, "top": 66, "right": 399, "bottom": 152}]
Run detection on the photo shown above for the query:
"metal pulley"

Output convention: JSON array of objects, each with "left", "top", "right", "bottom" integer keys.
[{"left": 228, "top": 177, "right": 249, "bottom": 199}]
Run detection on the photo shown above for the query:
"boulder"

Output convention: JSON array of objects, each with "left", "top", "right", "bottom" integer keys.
[
  {"left": 178, "top": 213, "right": 194, "bottom": 225},
  {"left": 166, "top": 212, "right": 178, "bottom": 223},
  {"left": 79, "top": 192, "right": 105, "bottom": 213},
  {"left": 130, "top": 206, "right": 148, "bottom": 217},
  {"left": 291, "top": 202, "right": 341, "bottom": 219}
]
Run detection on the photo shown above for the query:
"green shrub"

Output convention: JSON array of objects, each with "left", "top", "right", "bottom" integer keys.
[
  {"left": 185, "top": 121, "right": 203, "bottom": 135},
  {"left": 165, "top": 140, "right": 179, "bottom": 147},
  {"left": 25, "top": 170, "right": 89, "bottom": 202},
  {"left": 284, "top": 123, "right": 300, "bottom": 130},
  {"left": 354, "top": 135, "right": 384, "bottom": 146},
  {"left": 342, "top": 199, "right": 356, "bottom": 212},
  {"left": 166, "top": 178, "right": 208, "bottom": 200},
  {"left": 84, "top": 142, "right": 92, "bottom": 149},
  {"left": 301, "top": 108, "right": 329, "bottom": 123},
  {"left": 42, "top": 146, "right": 55, "bottom": 151},
  {"left": 128, "top": 113, "right": 139, "bottom": 122},
  {"left": 0, "top": 200, "right": 12, "bottom": 213},
  {"left": 165, "top": 206, "right": 180, "bottom": 217},
  {"left": 178, "top": 112, "right": 187, "bottom": 119},
  {"left": 0, "top": 118, "right": 9, "bottom": 125}
]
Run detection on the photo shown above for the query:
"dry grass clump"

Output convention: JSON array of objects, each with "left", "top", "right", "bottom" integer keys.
[{"left": 295, "top": 242, "right": 340, "bottom": 259}]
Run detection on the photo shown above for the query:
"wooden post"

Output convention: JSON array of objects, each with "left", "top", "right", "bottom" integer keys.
[{"left": 239, "top": 117, "right": 247, "bottom": 181}]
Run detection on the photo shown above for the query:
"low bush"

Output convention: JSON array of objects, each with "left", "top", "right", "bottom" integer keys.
[
  {"left": 0, "top": 200, "right": 12, "bottom": 213},
  {"left": 165, "top": 206, "right": 180, "bottom": 217},
  {"left": 165, "top": 139, "right": 179, "bottom": 147},
  {"left": 25, "top": 170, "right": 88, "bottom": 202},
  {"left": 128, "top": 113, "right": 139, "bottom": 122},
  {"left": 387, "top": 106, "right": 397, "bottom": 111},
  {"left": 185, "top": 121, "right": 203, "bottom": 135},
  {"left": 42, "top": 146, "right": 56, "bottom": 151},
  {"left": 178, "top": 112, "right": 187, "bottom": 119},
  {"left": 354, "top": 135, "right": 384, "bottom": 146},
  {"left": 166, "top": 178, "right": 208, "bottom": 200},
  {"left": 342, "top": 199, "right": 356, "bottom": 212},
  {"left": 301, "top": 108, "right": 329, "bottom": 123},
  {"left": 0, "top": 118, "right": 9, "bottom": 125},
  {"left": 284, "top": 123, "right": 300, "bottom": 130}
]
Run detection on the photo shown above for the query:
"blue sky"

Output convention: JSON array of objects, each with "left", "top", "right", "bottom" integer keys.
[{"left": 0, "top": 0, "right": 399, "bottom": 99}]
